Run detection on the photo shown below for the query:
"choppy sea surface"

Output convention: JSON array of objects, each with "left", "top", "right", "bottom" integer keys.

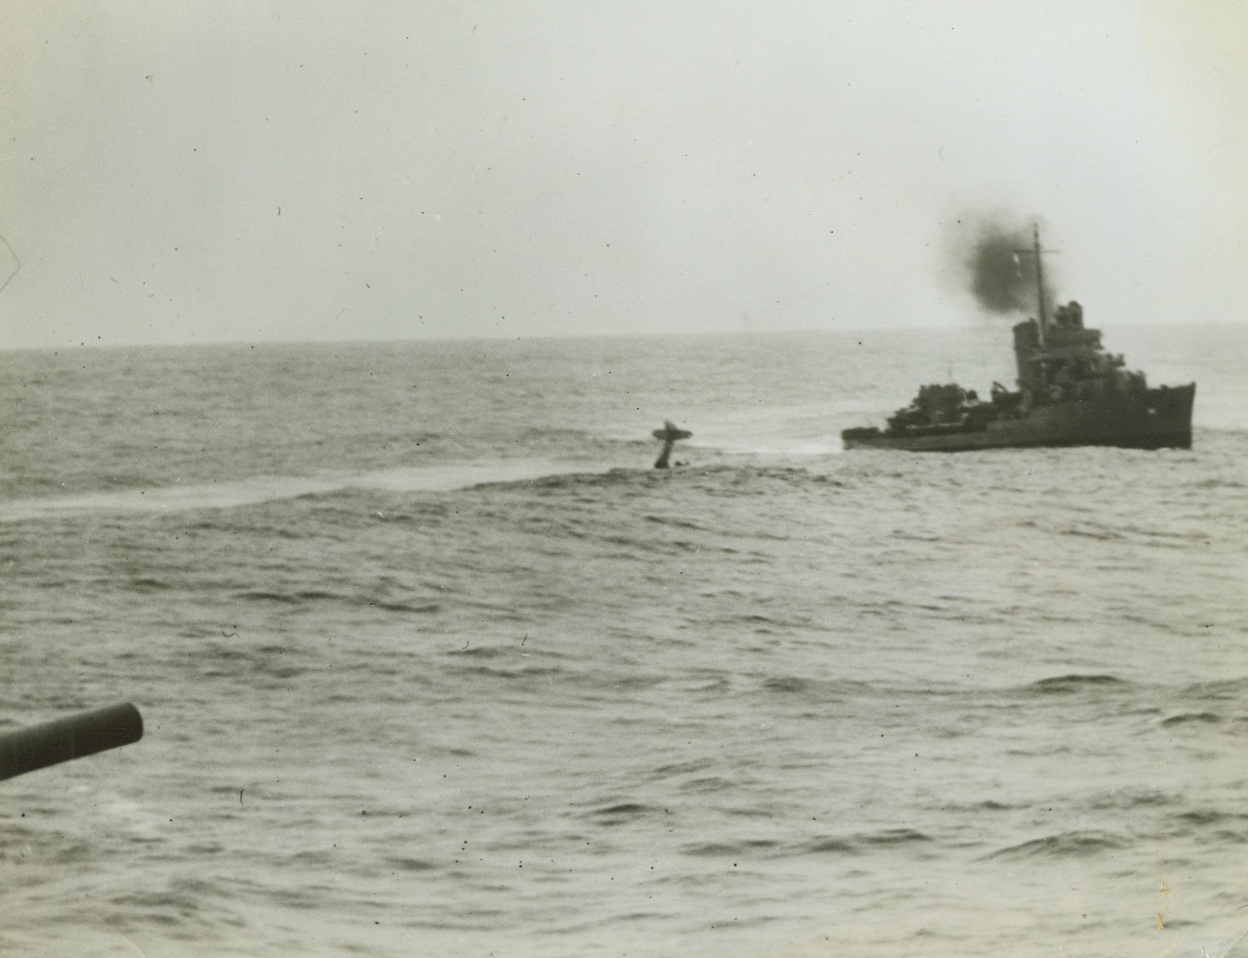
[{"left": 1, "top": 323, "right": 1245, "bottom": 958}]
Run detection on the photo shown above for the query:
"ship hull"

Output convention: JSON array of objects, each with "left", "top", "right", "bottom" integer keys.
[{"left": 842, "top": 384, "right": 1194, "bottom": 452}]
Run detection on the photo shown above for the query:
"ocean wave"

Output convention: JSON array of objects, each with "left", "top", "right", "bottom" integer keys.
[
  {"left": 643, "top": 514, "right": 707, "bottom": 531},
  {"left": 677, "top": 828, "right": 934, "bottom": 862},
  {"left": 1026, "top": 674, "right": 1130, "bottom": 694},
  {"left": 678, "top": 776, "right": 740, "bottom": 794},
  {"left": 1182, "top": 677, "right": 1248, "bottom": 699},
  {"left": 480, "top": 463, "right": 832, "bottom": 498},
  {"left": 1058, "top": 525, "right": 1125, "bottom": 542},
  {"left": 1058, "top": 522, "right": 1222, "bottom": 551},
  {"left": 1162, "top": 813, "right": 1248, "bottom": 848},
  {"left": 0, "top": 459, "right": 610, "bottom": 522},
  {"left": 1085, "top": 787, "right": 1175, "bottom": 810},
  {"left": 985, "top": 830, "right": 1125, "bottom": 860},
  {"left": 1159, "top": 711, "right": 1223, "bottom": 727},
  {"left": 445, "top": 663, "right": 567, "bottom": 682},
  {"left": 127, "top": 576, "right": 173, "bottom": 592},
  {"left": 682, "top": 839, "right": 782, "bottom": 858},
  {"left": 857, "top": 828, "right": 934, "bottom": 847},
  {"left": 444, "top": 642, "right": 542, "bottom": 660},
  {"left": 384, "top": 856, "right": 439, "bottom": 873},
  {"left": 103, "top": 890, "right": 205, "bottom": 927},
  {"left": 647, "top": 758, "right": 715, "bottom": 778},
  {"left": 231, "top": 587, "right": 441, "bottom": 616},
  {"left": 940, "top": 800, "right": 1018, "bottom": 813},
  {"left": 1174, "top": 808, "right": 1248, "bottom": 828},
  {"left": 761, "top": 676, "right": 815, "bottom": 694},
  {"left": 582, "top": 802, "right": 669, "bottom": 826},
  {"left": 801, "top": 836, "right": 858, "bottom": 855}
]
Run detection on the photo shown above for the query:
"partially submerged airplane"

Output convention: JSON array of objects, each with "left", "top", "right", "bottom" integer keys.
[{"left": 652, "top": 420, "right": 692, "bottom": 468}]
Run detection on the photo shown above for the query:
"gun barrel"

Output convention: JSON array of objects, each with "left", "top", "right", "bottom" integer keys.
[{"left": 0, "top": 703, "right": 143, "bottom": 782}]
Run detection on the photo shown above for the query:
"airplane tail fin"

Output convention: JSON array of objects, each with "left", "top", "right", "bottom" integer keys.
[{"left": 652, "top": 421, "right": 692, "bottom": 468}]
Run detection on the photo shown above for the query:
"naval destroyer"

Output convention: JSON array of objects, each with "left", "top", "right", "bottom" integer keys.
[{"left": 841, "top": 227, "right": 1195, "bottom": 452}]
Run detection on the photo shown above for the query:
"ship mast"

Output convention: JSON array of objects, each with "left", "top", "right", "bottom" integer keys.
[{"left": 1032, "top": 222, "right": 1048, "bottom": 347}]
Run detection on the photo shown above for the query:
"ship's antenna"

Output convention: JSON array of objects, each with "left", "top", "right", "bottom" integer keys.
[
  {"left": 1032, "top": 222, "right": 1047, "bottom": 345},
  {"left": 1015, "top": 223, "right": 1057, "bottom": 347}
]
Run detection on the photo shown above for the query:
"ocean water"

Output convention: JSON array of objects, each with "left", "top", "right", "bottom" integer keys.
[{"left": 1, "top": 323, "right": 1245, "bottom": 958}]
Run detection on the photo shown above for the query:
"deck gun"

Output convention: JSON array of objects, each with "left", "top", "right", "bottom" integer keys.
[{"left": 0, "top": 703, "right": 143, "bottom": 782}]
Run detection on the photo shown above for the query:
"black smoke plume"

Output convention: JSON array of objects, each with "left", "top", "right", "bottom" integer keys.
[{"left": 946, "top": 215, "right": 1056, "bottom": 317}]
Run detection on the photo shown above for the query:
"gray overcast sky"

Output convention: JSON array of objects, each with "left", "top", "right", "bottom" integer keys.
[{"left": 2, "top": 0, "right": 1246, "bottom": 348}]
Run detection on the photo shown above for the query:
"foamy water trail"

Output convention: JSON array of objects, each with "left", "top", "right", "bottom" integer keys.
[
  {"left": 692, "top": 434, "right": 844, "bottom": 456},
  {"left": 683, "top": 406, "right": 846, "bottom": 456},
  {"left": 0, "top": 459, "right": 603, "bottom": 522}
]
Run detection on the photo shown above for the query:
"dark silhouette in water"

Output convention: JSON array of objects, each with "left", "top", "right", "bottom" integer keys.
[{"left": 652, "top": 421, "right": 692, "bottom": 468}]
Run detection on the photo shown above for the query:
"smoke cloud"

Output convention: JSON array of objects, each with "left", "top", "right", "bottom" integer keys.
[{"left": 946, "top": 215, "right": 1056, "bottom": 316}]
